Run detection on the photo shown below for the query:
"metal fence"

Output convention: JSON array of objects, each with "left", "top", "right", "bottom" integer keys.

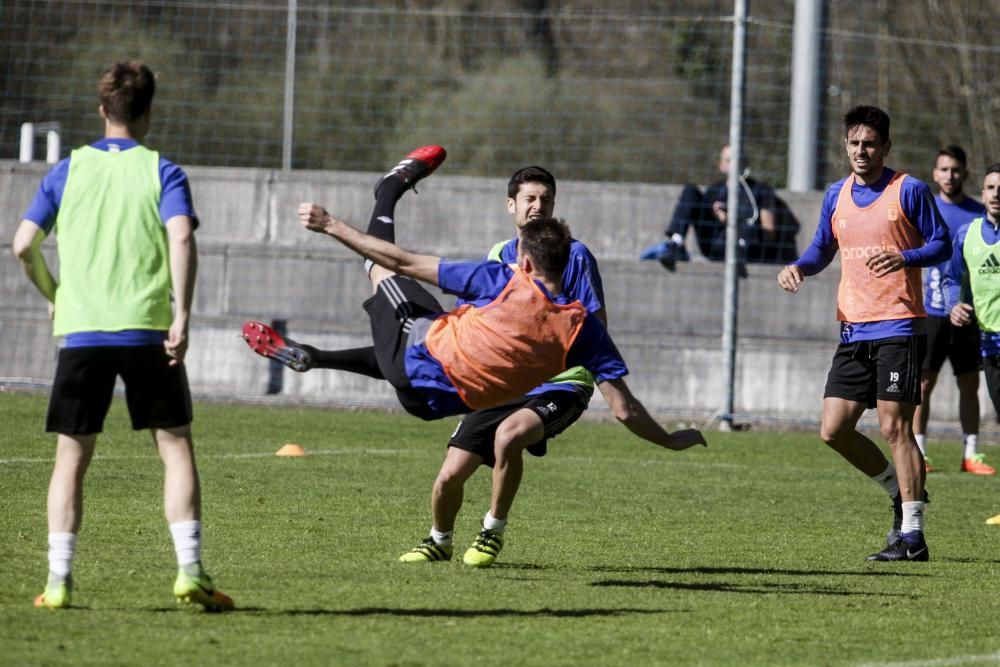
[
  {"left": 2, "top": 0, "right": 999, "bottom": 426},
  {"left": 3, "top": 1, "right": 997, "bottom": 189}
]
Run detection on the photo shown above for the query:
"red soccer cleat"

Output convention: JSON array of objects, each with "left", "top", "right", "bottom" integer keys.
[
  {"left": 373, "top": 145, "right": 447, "bottom": 197},
  {"left": 240, "top": 321, "right": 313, "bottom": 373}
]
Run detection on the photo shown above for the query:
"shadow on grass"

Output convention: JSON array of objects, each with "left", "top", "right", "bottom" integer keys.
[
  {"left": 149, "top": 606, "right": 268, "bottom": 613},
  {"left": 933, "top": 556, "right": 1000, "bottom": 564},
  {"left": 590, "top": 579, "right": 914, "bottom": 597},
  {"left": 587, "top": 565, "right": 927, "bottom": 578},
  {"left": 283, "top": 606, "right": 688, "bottom": 618}
]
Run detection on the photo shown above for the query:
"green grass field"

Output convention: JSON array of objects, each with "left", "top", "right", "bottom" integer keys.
[{"left": 2, "top": 391, "right": 999, "bottom": 667}]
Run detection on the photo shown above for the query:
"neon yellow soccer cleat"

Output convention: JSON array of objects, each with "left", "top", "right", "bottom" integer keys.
[
  {"left": 399, "top": 537, "right": 453, "bottom": 563},
  {"left": 174, "top": 565, "right": 234, "bottom": 612},
  {"left": 463, "top": 528, "right": 504, "bottom": 568},
  {"left": 34, "top": 575, "right": 72, "bottom": 609}
]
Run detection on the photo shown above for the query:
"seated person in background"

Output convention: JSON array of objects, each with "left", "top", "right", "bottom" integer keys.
[{"left": 641, "top": 145, "right": 797, "bottom": 270}]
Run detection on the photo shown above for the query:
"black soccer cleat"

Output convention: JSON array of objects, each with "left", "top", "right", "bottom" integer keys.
[
  {"left": 866, "top": 535, "right": 929, "bottom": 562},
  {"left": 373, "top": 145, "right": 447, "bottom": 197}
]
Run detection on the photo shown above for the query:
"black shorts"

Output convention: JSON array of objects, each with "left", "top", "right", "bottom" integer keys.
[
  {"left": 448, "top": 388, "right": 590, "bottom": 468},
  {"left": 46, "top": 345, "right": 193, "bottom": 434},
  {"left": 982, "top": 355, "right": 1000, "bottom": 420},
  {"left": 363, "top": 275, "right": 446, "bottom": 420},
  {"left": 922, "top": 315, "right": 981, "bottom": 375},
  {"left": 824, "top": 336, "right": 924, "bottom": 408}
]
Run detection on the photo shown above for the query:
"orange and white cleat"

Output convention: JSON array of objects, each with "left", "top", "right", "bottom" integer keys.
[{"left": 960, "top": 454, "right": 996, "bottom": 476}]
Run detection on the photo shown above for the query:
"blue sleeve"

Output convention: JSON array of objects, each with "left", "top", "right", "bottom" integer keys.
[
  {"left": 563, "top": 242, "right": 605, "bottom": 313},
  {"left": 159, "top": 158, "right": 199, "bottom": 229},
  {"left": 792, "top": 185, "right": 840, "bottom": 275},
  {"left": 21, "top": 158, "right": 71, "bottom": 234},
  {"left": 943, "top": 223, "right": 970, "bottom": 312},
  {"left": 899, "top": 179, "right": 950, "bottom": 267},
  {"left": 437, "top": 260, "right": 513, "bottom": 303},
  {"left": 566, "top": 315, "right": 628, "bottom": 382}
]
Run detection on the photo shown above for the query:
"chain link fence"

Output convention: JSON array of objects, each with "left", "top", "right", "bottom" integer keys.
[
  {"left": 2, "top": 0, "right": 999, "bottom": 425},
  {"left": 3, "top": 1, "right": 997, "bottom": 188}
]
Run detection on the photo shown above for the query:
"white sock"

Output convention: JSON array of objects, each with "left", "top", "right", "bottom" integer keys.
[
  {"left": 901, "top": 501, "right": 925, "bottom": 534},
  {"left": 430, "top": 527, "right": 453, "bottom": 546},
  {"left": 483, "top": 512, "right": 507, "bottom": 533},
  {"left": 964, "top": 434, "right": 978, "bottom": 459},
  {"left": 670, "top": 233, "right": 684, "bottom": 246},
  {"left": 169, "top": 520, "right": 202, "bottom": 568},
  {"left": 48, "top": 532, "right": 77, "bottom": 579},
  {"left": 914, "top": 434, "right": 927, "bottom": 456},
  {"left": 870, "top": 463, "right": 900, "bottom": 498}
]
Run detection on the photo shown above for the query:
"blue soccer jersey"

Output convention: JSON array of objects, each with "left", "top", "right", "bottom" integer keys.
[
  {"left": 22, "top": 138, "right": 198, "bottom": 347},
  {"left": 404, "top": 261, "right": 626, "bottom": 418},
  {"left": 923, "top": 195, "right": 985, "bottom": 316},
  {"left": 943, "top": 220, "right": 1000, "bottom": 356},
  {"left": 793, "top": 169, "right": 951, "bottom": 342},
  {"left": 468, "top": 237, "right": 606, "bottom": 397}
]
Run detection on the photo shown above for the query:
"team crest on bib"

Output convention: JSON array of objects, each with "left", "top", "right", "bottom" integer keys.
[{"left": 887, "top": 206, "right": 899, "bottom": 221}]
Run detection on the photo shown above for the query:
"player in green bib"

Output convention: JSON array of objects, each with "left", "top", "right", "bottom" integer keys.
[
  {"left": 942, "top": 164, "right": 1000, "bottom": 513},
  {"left": 12, "top": 60, "right": 232, "bottom": 611}
]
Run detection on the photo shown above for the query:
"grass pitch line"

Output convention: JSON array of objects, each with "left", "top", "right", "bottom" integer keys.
[
  {"left": 856, "top": 651, "right": 1000, "bottom": 667},
  {"left": 0, "top": 447, "right": 413, "bottom": 466}
]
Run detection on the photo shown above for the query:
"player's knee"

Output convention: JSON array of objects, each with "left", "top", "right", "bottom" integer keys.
[
  {"left": 819, "top": 423, "right": 848, "bottom": 447},
  {"left": 878, "top": 421, "right": 907, "bottom": 446},
  {"left": 434, "top": 468, "right": 465, "bottom": 493},
  {"left": 494, "top": 421, "right": 532, "bottom": 452}
]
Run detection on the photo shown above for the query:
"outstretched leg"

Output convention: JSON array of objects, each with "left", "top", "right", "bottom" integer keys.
[{"left": 242, "top": 146, "right": 447, "bottom": 377}]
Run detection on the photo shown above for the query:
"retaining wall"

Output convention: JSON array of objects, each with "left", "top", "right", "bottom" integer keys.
[{"left": 0, "top": 160, "right": 981, "bottom": 429}]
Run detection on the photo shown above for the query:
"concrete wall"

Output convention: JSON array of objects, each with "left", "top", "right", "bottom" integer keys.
[{"left": 0, "top": 159, "right": 979, "bottom": 429}]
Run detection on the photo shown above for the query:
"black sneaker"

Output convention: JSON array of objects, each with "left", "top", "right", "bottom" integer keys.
[
  {"left": 657, "top": 240, "right": 690, "bottom": 272},
  {"left": 866, "top": 534, "right": 929, "bottom": 562},
  {"left": 373, "top": 145, "right": 447, "bottom": 197},
  {"left": 885, "top": 489, "right": 930, "bottom": 548}
]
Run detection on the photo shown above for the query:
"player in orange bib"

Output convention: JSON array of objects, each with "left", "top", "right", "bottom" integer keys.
[
  {"left": 777, "top": 106, "right": 951, "bottom": 562},
  {"left": 244, "top": 147, "right": 706, "bottom": 448}
]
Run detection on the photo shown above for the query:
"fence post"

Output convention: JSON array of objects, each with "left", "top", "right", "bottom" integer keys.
[
  {"left": 282, "top": 0, "right": 297, "bottom": 171},
  {"left": 787, "top": 0, "right": 824, "bottom": 192},
  {"left": 720, "top": 0, "right": 748, "bottom": 431}
]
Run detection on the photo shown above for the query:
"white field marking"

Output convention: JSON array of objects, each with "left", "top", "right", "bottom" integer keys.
[
  {"left": 856, "top": 651, "right": 1000, "bottom": 667},
  {"left": 0, "top": 448, "right": 413, "bottom": 466}
]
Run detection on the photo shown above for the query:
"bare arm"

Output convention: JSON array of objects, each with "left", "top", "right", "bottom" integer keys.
[
  {"left": 597, "top": 377, "right": 706, "bottom": 450},
  {"left": 164, "top": 215, "right": 197, "bottom": 365},
  {"left": 759, "top": 207, "right": 777, "bottom": 240},
  {"left": 12, "top": 220, "right": 57, "bottom": 307},
  {"left": 298, "top": 203, "right": 441, "bottom": 286}
]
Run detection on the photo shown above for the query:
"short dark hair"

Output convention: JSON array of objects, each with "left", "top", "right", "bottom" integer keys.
[
  {"left": 843, "top": 105, "right": 890, "bottom": 144},
  {"left": 98, "top": 60, "right": 155, "bottom": 123},
  {"left": 519, "top": 217, "right": 571, "bottom": 278},
  {"left": 937, "top": 144, "right": 968, "bottom": 168},
  {"left": 508, "top": 166, "right": 556, "bottom": 199},
  {"left": 985, "top": 163, "right": 1000, "bottom": 178}
]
